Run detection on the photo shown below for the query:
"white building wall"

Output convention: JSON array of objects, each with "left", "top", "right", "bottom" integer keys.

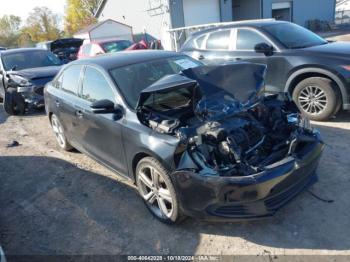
[
  {"left": 90, "top": 21, "right": 133, "bottom": 41},
  {"left": 98, "top": 0, "right": 172, "bottom": 50}
]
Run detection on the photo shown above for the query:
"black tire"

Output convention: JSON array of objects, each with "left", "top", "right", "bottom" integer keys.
[
  {"left": 136, "top": 157, "right": 184, "bottom": 224},
  {"left": 50, "top": 114, "right": 74, "bottom": 151},
  {"left": 4, "top": 88, "right": 25, "bottom": 115},
  {"left": 292, "top": 77, "right": 340, "bottom": 121}
]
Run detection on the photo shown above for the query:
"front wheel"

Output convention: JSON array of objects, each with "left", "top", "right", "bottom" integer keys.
[
  {"left": 136, "top": 157, "right": 183, "bottom": 224},
  {"left": 4, "top": 88, "right": 25, "bottom": 115},
  {"left": 50, "top": 114, "right": 73, "bottom": 151},
  {"left": 293, "top": 77, "right": 340, "bottom": 121}
]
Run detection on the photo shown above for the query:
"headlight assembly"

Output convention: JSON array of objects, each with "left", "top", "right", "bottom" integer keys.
[{"left": 9, "top": 75, "right": 34, "bottom": 92}]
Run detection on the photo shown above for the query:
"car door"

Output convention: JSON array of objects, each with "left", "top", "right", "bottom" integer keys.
[
  {"left": 232, "top": 27, "right": 290, "bottom": 93},
  {"left": 192, "top": 29, "right": 235, "bottom": 65},
  {"left": 53, "top": 65, "right": 84, "bottom": 145},
  {"left": 75, "top": 66, "right": 128, "bottom": 175}
]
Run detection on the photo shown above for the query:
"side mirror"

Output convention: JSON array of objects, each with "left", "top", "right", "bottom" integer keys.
[
  {"left": 255, "top": 43, "right": 274, "bottom": 56},
  {"left": 90, "top": 99, "right": 123, "bottom": 118}
]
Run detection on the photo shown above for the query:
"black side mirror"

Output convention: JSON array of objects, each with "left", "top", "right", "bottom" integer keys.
[
  {"left": 255, "top": 43, "right": 274, "bottom": 56},
  {"left": 90, "top": 99, "right": 123, "bottom": 118}
]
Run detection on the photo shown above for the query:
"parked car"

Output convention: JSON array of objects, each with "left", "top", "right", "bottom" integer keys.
[
  {"left": 77, "top": 39, "right": 146, "bottom": 59},
  {"left": 36, "top": 38, "right": 84, "bottom": 63},
  {"left": 181, "top": 20, "right": 350, "bottom": 121},
  {"left": 0, "top": 47, "right": 6, "bottom": 51},
  {"left": 45, "top": 50, "right": 324, "bottom": 224},
  {"left": 0, "top": 48, "right": 62, "bottom": 115}
]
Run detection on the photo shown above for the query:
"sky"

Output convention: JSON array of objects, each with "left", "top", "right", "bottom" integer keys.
[{"left": 0, "top": 0, "right": 66, "bottom": 26}]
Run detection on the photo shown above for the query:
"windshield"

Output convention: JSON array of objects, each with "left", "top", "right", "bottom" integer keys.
[
  {"left": 262, "top": 22, "right": 327, "bottom": 49},
  {"left": 2, "top": 50, "right": 62, "bottom": 71},
  {"left": 101, "top": 40, "right": 132, "bottom": 53},
  {"left": 110, "top": 56, "right": 202, "bottom": 108}
]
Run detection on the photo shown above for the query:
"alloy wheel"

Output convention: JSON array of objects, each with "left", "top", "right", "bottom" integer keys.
[
  {"left": 51, "top": 115, "right": 66, "bottom": 148},
  {"left": 298, "top": 85, "right": 328, "bottom": 115},
  {"left": 137, "top": 165, "right": 174, "bottom": 218}
]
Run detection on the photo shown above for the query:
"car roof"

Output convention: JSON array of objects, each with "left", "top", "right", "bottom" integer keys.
[
  {"left": 70, "top": 50, "right": 181, "bottom": 70},
  {"left": 0, "top": 48, "right": 48, "bottom": 55},
  {"left": 189, "top": 20, "right": 287, "bottom": 38}
]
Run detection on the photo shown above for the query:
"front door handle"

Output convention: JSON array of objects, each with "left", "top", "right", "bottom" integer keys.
[
  {"left": 55, "top": 100, "right": 60, "bottom": 107},
  {"left": 236, "top": 58, "right": 242, "bottom": 61},
  {"left": 75, "top": 110, "right": 84, "bottom": 118},
  {"left": 197, "top": 54, "right": 205, "bottom": 60}
]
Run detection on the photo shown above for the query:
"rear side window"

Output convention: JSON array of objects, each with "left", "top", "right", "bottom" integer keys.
[
  {"left": 82, "top": 67, "right": 115, "bottom": 103},
  {"left": 60, "top": 65, "right": 82, "bottom": 95},
  {"left": 206, "top": 30, "right": 230, "bottom": 50},
  {"left": 236, "top": 29, "right": 268, "bottom": 50}
]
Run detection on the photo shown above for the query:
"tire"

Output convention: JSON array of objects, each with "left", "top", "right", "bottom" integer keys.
[
  {"left": 292, "top": 77, "right": 340, "bottom": 121},
  {"left": 136, "top": 157, "right": 184, "bottom": 224},
  {"left": 4, "top": 88, "right": 25, "bottom": 115},
  {"left": 50, "top": 114, "right": 73, "bottom": 151}
]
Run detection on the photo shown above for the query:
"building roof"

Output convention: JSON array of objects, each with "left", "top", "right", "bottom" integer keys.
[
  {"left": 74, "top": 19, "right": 132, "bottom": 36},
  {"left": 70, "top": 50, "right": 180, "bottom": 70}
]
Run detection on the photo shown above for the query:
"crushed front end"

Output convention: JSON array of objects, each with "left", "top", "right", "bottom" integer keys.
[{"left": 137, "top": 63, "right": 324, "bottom": 220}]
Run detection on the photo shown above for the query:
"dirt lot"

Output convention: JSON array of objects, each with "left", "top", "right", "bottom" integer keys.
[{"left": 0, "top": 103, "right": 350, "bottom": 256}]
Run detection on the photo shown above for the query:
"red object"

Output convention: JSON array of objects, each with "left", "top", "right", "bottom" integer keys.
[{"left": 77, "top": 39, "right": 149, "bottom": 59}]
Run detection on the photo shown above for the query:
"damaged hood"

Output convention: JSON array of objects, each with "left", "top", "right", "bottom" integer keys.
[
  {"left": 50, "top": 38, "right": 83, "bottom": 52},
  {"left": 8, "top": 66, "right": 61, "bottom": 80},
  {"left": 137, "top": 63, "right": 267, "bottom": 120}
]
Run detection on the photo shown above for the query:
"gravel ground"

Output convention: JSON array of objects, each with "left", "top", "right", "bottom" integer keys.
[{"left": 0, "top": 103, "right": 350, "bottom": 256}]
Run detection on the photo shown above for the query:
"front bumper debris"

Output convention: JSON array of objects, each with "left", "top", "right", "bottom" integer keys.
[{"left": 171, "top": 132, "right": 324, "bottom": 221}]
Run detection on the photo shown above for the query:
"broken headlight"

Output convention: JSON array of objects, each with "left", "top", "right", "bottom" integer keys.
[{"left": 9, "top": 75, "right": 34, "bottom": 92}]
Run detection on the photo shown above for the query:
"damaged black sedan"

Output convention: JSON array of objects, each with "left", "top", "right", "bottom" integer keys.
[
  {"left": 0, "top": 48, "right": 62, "bottom": 115},
  {"left": 45, "top": 51, "right": 324, "bottom": 223}
]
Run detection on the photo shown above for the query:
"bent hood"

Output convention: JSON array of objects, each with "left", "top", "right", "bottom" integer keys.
[
  {"left": 137, "top": 63, "right": 267, "bottom": 112},
  {"left": 50, "top": 38, "right": 83, "bottom": 51},
  {"left": 8, "top": 66, "right": 61, "bottom": 80}
]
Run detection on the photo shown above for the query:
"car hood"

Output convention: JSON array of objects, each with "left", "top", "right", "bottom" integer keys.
[
  {"left": 137, "top": 63, "right": 267, "bottom": 120},
  {"left": 8, "top": 66, "right": 61, "bottom": 80},
  {"left": 301, "top": 42, "right": 350, "bottom": 58},
  {"left": 51, "top": 38, "right": 83, "bottom": 51}
]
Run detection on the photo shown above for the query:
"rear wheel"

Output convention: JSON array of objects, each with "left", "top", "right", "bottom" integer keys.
[
  {"left": 4, "top": 88, "right": 25, "bottom": 115},
  {"left": 293, "top": 77, "right": 340, "bottom": 121},
  {"left": 136, "top": 157, "right": 183, "bottom": 224},
  {"left": 50, "top": 114, "right": 73, "bottom": 151}
]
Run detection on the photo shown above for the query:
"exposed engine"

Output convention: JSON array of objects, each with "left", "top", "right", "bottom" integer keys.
[
  {"left": 137, "top": 63, "right": 317, "bottom": 177},
  {"left": 141, "top": 96, "right": 314, "bottom": 177}
]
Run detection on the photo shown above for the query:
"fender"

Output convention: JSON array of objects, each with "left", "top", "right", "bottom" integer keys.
[{"left": 284, "top": 67, "right": 349, "bottom": 106}]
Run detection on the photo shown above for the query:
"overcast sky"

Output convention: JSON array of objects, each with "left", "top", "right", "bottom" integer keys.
[{"left": 0, "top": 0, "right": 66, "bottom": 26}]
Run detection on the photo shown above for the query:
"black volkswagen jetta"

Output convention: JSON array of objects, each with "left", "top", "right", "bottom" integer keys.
[
  {"left": 181, "top": 20, "right": 350, "bottom": 121},
  {"left": 0, "top": 48, "right": 62, "bottom": 115},
  {"left": 45, "top": 50, "right": 324, "bottom": 223}
]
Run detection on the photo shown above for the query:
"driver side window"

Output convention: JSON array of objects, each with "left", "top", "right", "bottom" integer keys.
[
  {"left": 81, "top": 67, "right": 115, "bottom": 103},
  {"left": 236, "top": 29, "right": 269, "bottom": 50}
]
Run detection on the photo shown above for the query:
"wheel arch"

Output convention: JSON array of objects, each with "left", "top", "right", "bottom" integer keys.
[
  {"left": 284, "top": 67, "right": 348, "bottom": 106},
  {"left": 131, "top": 150, "right": 173, "bottom": 183}
]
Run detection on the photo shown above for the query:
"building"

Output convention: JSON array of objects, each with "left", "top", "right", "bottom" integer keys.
[
  {"left": 73, "top": 19, "right": 134, "bottom": 42},
  {"left": 95, "top": 0, "right": 336, "bottom": 50}
]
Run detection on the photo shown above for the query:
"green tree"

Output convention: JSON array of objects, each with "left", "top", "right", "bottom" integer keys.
[
  {"left": 23, "top": 7, "right": 61, "bottom": 43},
  {"left": 64, "top": 0, "right": 100, "bottom": 35},
  {"left": 0, "top": 15, "right": 21, "bottom": 47}
]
